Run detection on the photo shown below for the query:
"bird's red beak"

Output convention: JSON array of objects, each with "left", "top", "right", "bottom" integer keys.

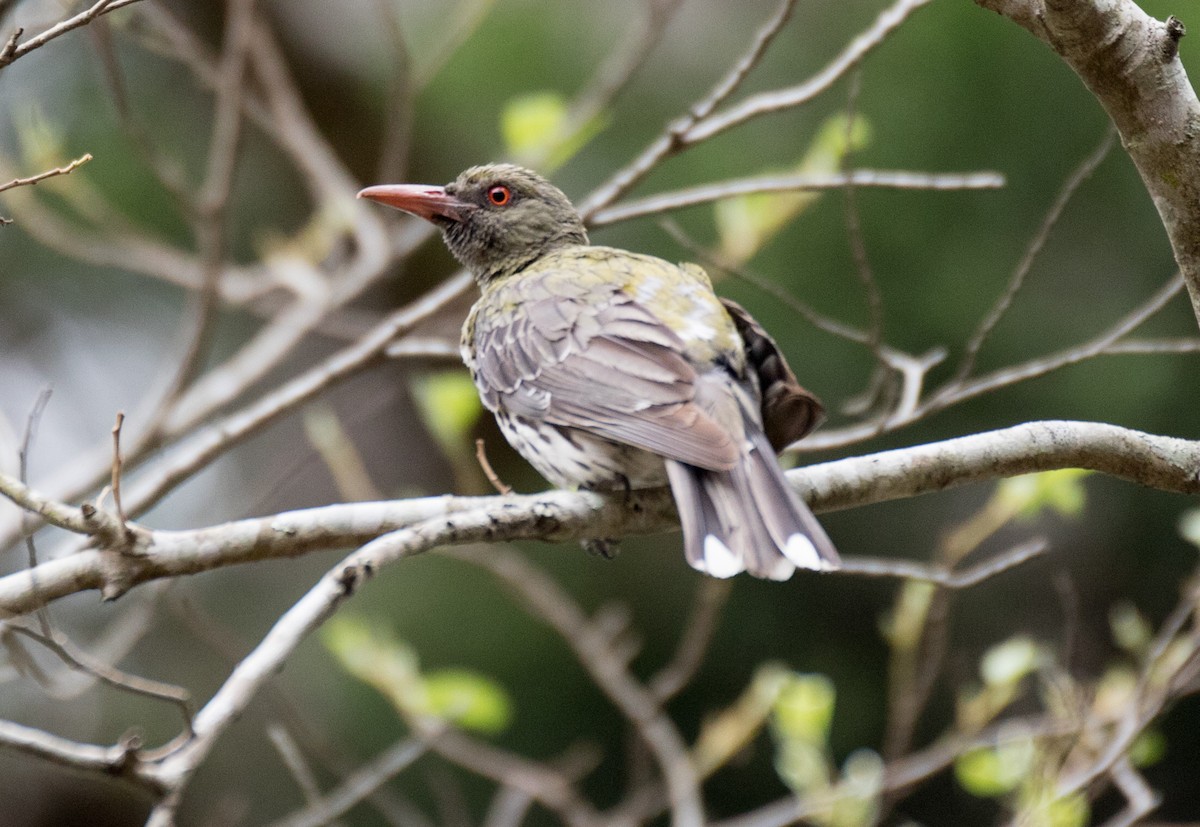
[{"left": 357, "top": 184, "right": 472, "bottom": 223}]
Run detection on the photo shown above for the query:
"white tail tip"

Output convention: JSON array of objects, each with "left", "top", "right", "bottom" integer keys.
[
  {"left": 701, "top": 535, "right": 745, "bottom": 579},
  {"left": 782, "top": 534, "right": 823, "bottom": 571}
]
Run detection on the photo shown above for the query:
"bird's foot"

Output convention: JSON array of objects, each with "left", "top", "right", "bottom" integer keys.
[{"left": 582, "top": 538, "right": 620, "bottom": 559}]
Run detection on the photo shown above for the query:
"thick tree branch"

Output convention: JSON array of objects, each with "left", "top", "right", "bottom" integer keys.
[
  {"left": 975, "top": 0, "right": 1200, "bottom": 326},
  {"left": 1, "top": 420, "right": 1196, "bottom": 616}
]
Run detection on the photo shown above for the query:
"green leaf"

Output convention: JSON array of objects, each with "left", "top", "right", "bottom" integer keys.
[
  {"left": 1129, "top": 729, "right": 1166, "bottom": 767},
  {"left": 323, "top": 616, "right": 512, "bottom": 734},
  {"left": 995, "top": 469, "right": 1090, "bottom": 519},
  {"left": 1109, "top": 602, "right": 1152, "bottom": 655},
  {"left": 954, "top": 739, "right": 1035, "bottom": 797},
  {"left": 411, "top": 371, "right": 484, "bottom": 458},
  {"left": 14, "top": 106, "right": 67, "bottom": 172},
  {"left": 773, "top": 672, "right": 836, "bottom": 745},
  {"left": 1178, "top": 507, "right": 1200, "bottom": 549},
  {"left": 501, "top": 92, "right": 567, "bottom": 158},
  {"left": 715, "top": 112, "right": 871, "bottom": 264},
  {"left": 879, "top": 579, "right": 935, "bottom": 649},
  {"left": 1041, "top": 793, "right": 1089, "bottom": 827},
  {"left": 422, "top": 668, "right": 513, "bottom": 734},
  {"left": 980, "top": 635, "right": 1042, "bottom": 687},
  {"left": 1020, "top": 790, "right": 1090, "bottom": 827},
  {"left": 827, "top": 749, "right": 883, "bottom": 827},
  {"left": 1092, "top": 665, "right": 1136, "bottom": 718},
  {"left": 692, "top": 662, "right": 790, "bottom": 776},
  {"left": 500, "top": 91, "right": 607, "bottom": 171},
  {"left": 775, "top": 740, "right": 830, "bottom": 793},
  {"left": 322, "top": 616, "right": 423, "bottom": 713}
]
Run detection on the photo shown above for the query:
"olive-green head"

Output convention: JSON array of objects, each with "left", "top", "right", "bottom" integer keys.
[{"left": 358, "top": 163, "right": 588, "bottom": 283}]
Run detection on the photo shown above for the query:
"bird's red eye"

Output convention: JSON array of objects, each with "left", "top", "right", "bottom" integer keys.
[{"left": 487, "top": 185, "right": 511, "bottom": 206}]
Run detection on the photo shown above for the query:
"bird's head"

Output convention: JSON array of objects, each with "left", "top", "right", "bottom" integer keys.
[{"left": 358, "top": 163, "right": 589, "bottom": 284}]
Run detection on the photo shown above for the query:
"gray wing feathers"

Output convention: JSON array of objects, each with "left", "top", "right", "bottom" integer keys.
[{"left": 473, "top": 290, "right": 739, "bottom": 471}]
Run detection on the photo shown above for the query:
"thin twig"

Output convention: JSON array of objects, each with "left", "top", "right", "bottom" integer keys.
[
  {"left": 142, "top": 0, "right": 258, "bottom": 435},
  {"left": 146, "top": 517, "right": 601, "bottom": 820},
  {"left": 951, "top": 125, "right": 1117, "bottom": 384},
  {"left": 0, "top": 0, "right": 142, "bottom": 68},
  {"left": 0, "top": 153, "right": 93, "bottom": 195},
  {"left": 684, "top": 0, "right": 934, "bottom": 145},
  {"left": 475, "top": 439, "right": 513, "bottom": 495},
  {"left": 121, "top": 272, "right": 473, "bottom": 521},
  {"left": 412, "top": 0, "right": 496, "bottom": 89},
  {"left": 578, "top": 0, "right": 800, "bottom": 220},
  {"left": 924, "top": 272, "right": 1185, "bottom": 413},
  {"left": 558, "top": 0, "right": 686, "bottom": 148},
  {"left": 4, "top": 622, "right": 194, "bottom": 740},
  {"left": 590, "top": 169, "right": 1003, "bottom": 226},
  {"left": 0, "top": 469, "right": 126, "bottom": 541},
  {"left": 267, "top": 736, "right": 429, "bottom": 827},
  {"left": 18, "top": 388, "right": 53, "bottom": 635},
  {"left": 0, "top": 719, "right": 160, "bottom": 791},
  {"left": 649, "top": 578, "right": 731, "bottom": 702},
  {"left": 838, "top": 537, "right": 1048, "bottom": 589},
  {"left": 110, "top": 411, "right": 128, "bottom": 527},
  {"left": 840, "top": 69, "right": 889, "bottom": 432},
  {"left": 1101, "top": 336, "right": 1200, "bottom": 355},
  {"left": 714, "top": 713, "right": 1072, "bottom": 827},
  {"left": 267, "top": 724, "right": 327, "bottom": 813},
  {"left": 372, "top": 0, "right": 414, "bottom": 184},
  {"left": 447, "top": 545, "right": 706, "bottom": 827},
  {"left": 805, "top": 272, "right": 1186, "bottom": 451},
  {"left": 170, "top": 594, "right": 435, "bottom": 827},
  {"left": 1053, "top": 571, "right": 1200, "bottom": 802},
  {"left": 1101, "top": 757, "right": 1161, "bottom": 827}
]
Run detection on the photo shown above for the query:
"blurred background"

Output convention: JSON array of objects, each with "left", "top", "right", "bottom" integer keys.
[{"left": 2, "top": 0, "right": 1199, "bottom": 824}]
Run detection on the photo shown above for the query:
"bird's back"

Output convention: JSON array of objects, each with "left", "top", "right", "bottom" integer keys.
[{"left": 464, "top": 246, "right": 743, "bottom": 373}]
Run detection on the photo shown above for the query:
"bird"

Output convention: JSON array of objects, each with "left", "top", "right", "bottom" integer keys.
[{"left": 358, "top": 164, "right": 839, "bottom": 580}]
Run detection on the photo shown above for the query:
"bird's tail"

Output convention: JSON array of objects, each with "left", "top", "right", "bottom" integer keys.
[{"left": 664, "top": 427, "right": 839, "bottom": 581}]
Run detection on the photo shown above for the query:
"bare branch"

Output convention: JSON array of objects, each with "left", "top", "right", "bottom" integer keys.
[
  {"left": 117, "top": 271, "right": 473, "bottom": 523},
  {"left": 578, "top": 0, "right": 800, "bottom": 219},
  {"left": 589, "top": 169, "right": 1003, "bottom": 227},
  {"left": 0, "top": 472, "right": 124, "bottom": 541},
  {"left": 0, "top": 152, "right": 92, "bottom": 195},
  {"left": 267, "top": 724, "right": 326, "bottom": 811},
  {"left": 806, "top": 272, "right": 1186, "bottom": 451},
  {"left": 649, "top": 578, "right": 731, "bottom": 702},
  {"left": 683, "top": 0, "right": 933, "bottom": 145},
  {"left": 839, "top": 537, "right": 1049, "bottom": 589},
  {"left": 109, "top": 411, "right": 128, "bottom": 527},
  {"left": 18, "top": 388, "right": 54, "bottom": 635},
  {"left": 0, "top": 719, "right": 160, "bottom": 792},
  {"left": 146, "top": 516, "right": 603, "bottom": 818},
  {"left": 1101, "top": 757, "right": 1161, "bottom": 827},
  {"left": 1, "top": 420, "right": 1197, "bottom": 615},
  {"left": 145, "top": 0, "right": 258, "bottom": 426},
  {"left": 715, "top": 714, "right": 1070, "bottom": 827},
  {"left": 0, "top": 0, "right": 142, "bottom": 68},
  {"left": 475, "top": 438, "right": 513, "bottom": 495},
  {"left": 447, "top": 545, "right": 705, "bottom": 827},
  {"left": 952, "top": 125, "right": 1117, "bottom": 383},
  {"left": 976, "top": 0, "right": 1200, "bottom": 326},
  {"left": 268, "top": 735, "right": 429, "bottom": 827},
  {"left": 3, "top": 622, "right": 193, "bottom": 739},
  {"left": 925, "top": 272, "right": 1185, "bottom": 412}
]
